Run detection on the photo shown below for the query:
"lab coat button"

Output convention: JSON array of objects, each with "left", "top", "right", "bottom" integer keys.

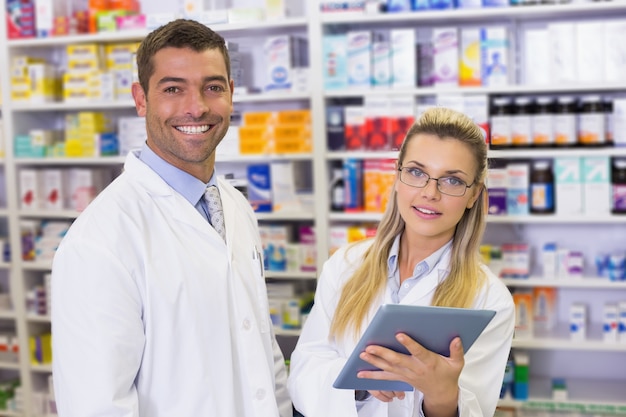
[
  {"left": 243, "top": 319, "right": 251, "bottom": 330},
  {"left": 256, "top": 388, "right": 266, "bottom": 400}
]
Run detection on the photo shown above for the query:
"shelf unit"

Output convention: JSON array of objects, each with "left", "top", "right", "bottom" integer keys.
[
  {"left": 1, "top": 0, "right": 626, "bottom": 415},
  {"left": 0, "top": 2, "right": 320, "bottom": 414},
  {"left": 315, "top": 2, "right": 626, "bottom": 416}
]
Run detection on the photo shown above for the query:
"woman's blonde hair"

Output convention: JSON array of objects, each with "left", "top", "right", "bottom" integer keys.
[{"left": 330, "top": 106, "right": 489, "bottom": 340}]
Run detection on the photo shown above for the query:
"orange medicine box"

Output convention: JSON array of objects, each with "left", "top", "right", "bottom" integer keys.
[
  {"left": 276, "top": 109, "right": 311, "bottom": 125},
  {"left": 273, "top": 125, "right": 308, "bottom": 153},
  {"left": 243, "top": 111, "right": 275, "bottom": 126},
  {"left": 238, "top": 125, "right": 271, "bottom": 154}
]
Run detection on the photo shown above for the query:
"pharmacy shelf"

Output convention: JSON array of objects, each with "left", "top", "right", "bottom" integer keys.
[
  {"left": 256, "top": 211, "right": 315, "bottom": 221},
  {"left": 265, "top": 271, "right": 316, "bottom": 280},
  {"left": 25, "top": 315, "right": 50, "bottom": 324},
  {"left": 512, "top": 323, "right": 626, "bottom": 352},
  {"left": 0, "top": 362, "right": 20, "bottom": 371},
  {"left": 487, "top": 214, "right": 626, "bottom": 224},
  {"left": 14, "top": 156, "right": 126, "bottom": 165},
  {"left": 0, "top": 410, "right": 22, "bottom": 417},
  {"left": 29, "top": 364, "right": 52, "bottom": 373},
  {"left": 497, "top": 377, "right": 626, "bottom": 414},
  {"left": 0, "top": 311, "right": 16, "bottom": 320},
  {"left": 6, "top": 18, "right": 309, "bottom": 48},
  {"left": 274, "top": 328, "right": 301, "bottom": 337},
  {"left": 217, "top": 153, "right": 313, "bottom": 163},
  {"left": 10, "top": 91, "right": 311, "bottom": 112},
  {"left": 322, "top": 82, "right": 626, "bottom": 99},
  {"left": 329, "top": 212, "right": 383, "bottom": 222},
  {"left": 489, "top": 147, "right": 626, "bottom": 159},
  {"left": 326, "top": 151, "right": 398, "bottom": 160},
  {"left": 320, "top": 2, "right": 626, "bottom": 25},
  {"left": 18, "top": 210, "right": 82, "bottom": 219},
  {"left": 328, "top": 147, "right": 626, "bottom": 161},
  {"left": 502, "top": 277, "right": 626, "bottom": 289},
  {"left": 326, "top": 212, "right": 626, "bottom": 225},
  {"left": 19, "top": 262, "right": 51, "bottom": 272}
]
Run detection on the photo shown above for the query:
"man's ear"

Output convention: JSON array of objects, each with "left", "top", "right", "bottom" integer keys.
[{"left": 131, "top": 82, "right": 147, "bottom": 117}]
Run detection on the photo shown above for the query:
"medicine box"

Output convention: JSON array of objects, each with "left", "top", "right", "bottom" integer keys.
[
  {"left": 554, "top": 157, "right": 582, "bottom": 215},
  {"left": 247, "top": 164, "right": 272, "bottom": 212},
  {"left": 480, "top": 26, "right": 509, "bottom": 87},
  {"left": 322, "top": 34, "right": 348, "bottom": 90},
  {"left": 570, "top": 303, "right": 587, "bottom": 341},
  {"left": 506, "top": 163, "right": 529, "bottom": 215},
  {"left": 432, "top": 27, "right": 458, "bottom": 86},
  {"left": 390, "top": 28, "right": 416, "bottom": 89},
  {"left": 582, "top": 156, "right": 611, "bottom": 215},
  {"left": 346, "top": 31, "right": 372, "bottom": 88}
]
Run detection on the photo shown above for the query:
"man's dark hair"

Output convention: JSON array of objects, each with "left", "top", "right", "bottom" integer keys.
[{"left": 136, "top": 19, "right": 231, "bottom": 94}]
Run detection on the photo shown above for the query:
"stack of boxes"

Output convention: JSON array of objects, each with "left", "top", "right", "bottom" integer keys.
[
  {"left": 64, "top": 111, "right": 115, "bottom": 157},
  {"left": 64, "top": 41, "right": 139, "bottom": 103},
  {"left": 9, "top": 56, "right": 59, "bottom": 104},
  {"left": 238, "top": 109, "right": 311, "bottom": 155},
  {"left": 18, "top": 167, "right": 111, "bottom": 212}
]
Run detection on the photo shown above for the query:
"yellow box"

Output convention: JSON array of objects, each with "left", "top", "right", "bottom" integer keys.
[
  {"left": 243, "top": 111, "right": 276, "bottom": 126},
  {"left": 67, "top": 57, "right": 103, "bottom": 73},
  {"left": 28, "top": 64, "right": 58, "bottom": 102},
  {"left": 12, "top": 56, "right": 45, "bottom": 69},
  {"left": 276, "top": 109, "right": 311, "bottom": 125},
  {"left": 63, "top": 72, "right": 91, "bottom": 89},
  {"left": 66, "top": 44, "right": 104, "bottom": 60},
  {"left": 63, "top": 88, "right": 91, "bottom": 101},
  {"left": 105, "top": 42, "right": 139, "bottom": 70}
]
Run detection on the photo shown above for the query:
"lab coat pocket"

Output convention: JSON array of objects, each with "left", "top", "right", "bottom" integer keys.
[{"left": 253, "top": 248, "right": 271, "bottom": 333}]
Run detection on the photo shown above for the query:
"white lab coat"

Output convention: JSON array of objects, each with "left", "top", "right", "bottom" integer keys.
[
  {"left": 288, "top": 239, "right": 515, "bottom": 417},
  {"left": 52, "top": 151, "right": 292, "bottom": 417}
]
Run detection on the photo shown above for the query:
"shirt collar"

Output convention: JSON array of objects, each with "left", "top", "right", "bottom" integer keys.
[
  {"left": 138, "top": 142, "right": 216, "bottom": 206},
  {"left": 387, "top": 235, "right": 453, "bottom": 278}
]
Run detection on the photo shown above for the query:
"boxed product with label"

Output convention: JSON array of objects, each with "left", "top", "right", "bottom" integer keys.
[
  {"left": 582, "top": 156, "right": 611, "bottom": 215},
  {"left": 344, "top": 106, "right": 366, "bottom": 150},
  {"left": 555, "top": 157, "right": 582, "bottom": 215},
  {"left": 364, "top": 96, "right": 391, "bottom": 151},
  {"left": 389, "top": 96, "right": 415, "bottom": 150},
  {"left": 480, "top": 26, "right": 509, "bottom": 87},
  {"left": 246, "top": 164, "right": 272, "bottom": 212},
  {"left": 487, "top": 168, "right": 507, "bottom": 215},
  {"left": 322, "top": 34, "right": 348, "bottom": 90},
  {"left": 432, "top": 27, "right": 458, "bottom": 87},
  {"left": 390, "top": 28, "right": 416, "bottom": 88},
  {"left": 506, "top": 163, "right": 529, "bottom": 215},
  {"left": 347, "top": 31, "right": 372, "bottom": 88},
  {"left": 570, "top": 303, "right": 587, "bottom": 341}
]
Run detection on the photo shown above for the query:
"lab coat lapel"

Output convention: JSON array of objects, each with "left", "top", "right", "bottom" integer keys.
[{"left": 125, "top": 151, "right": 227, "bottom": 239}]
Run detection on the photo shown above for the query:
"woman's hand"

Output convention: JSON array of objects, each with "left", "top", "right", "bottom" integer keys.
[{"left": 357, "top": 334, "right": 464, "bottom": 417}]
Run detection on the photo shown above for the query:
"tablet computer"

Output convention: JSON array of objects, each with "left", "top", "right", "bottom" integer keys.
[{"left": 332, "top": 304, "right": 496, "bottom": 392}]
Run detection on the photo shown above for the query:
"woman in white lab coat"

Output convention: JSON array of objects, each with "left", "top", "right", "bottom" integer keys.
[
  {"left": 51, "top": 20, "right": 291, "bottom": 417},
  {"left": 288, "top": 107, "right": 515, "bottom": 417}
]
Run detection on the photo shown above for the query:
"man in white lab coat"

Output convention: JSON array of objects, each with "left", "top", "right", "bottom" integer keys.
[{"left": 51, "top": 19, "right": 292, "bottom": 417}]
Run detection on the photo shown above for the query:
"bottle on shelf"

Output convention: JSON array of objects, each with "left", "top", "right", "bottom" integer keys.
[
  {"left": 511, "top": 96, "right": 534, "bottom": 148},
  {"left": 329, "top": 162, "right": 345, "bottom": 212},
  {"left": 530, "top": 159, "right": 555, "bottom": 214},
  {"left": 554, "top": 95, "right": 578, "bottom": 147},
  {"left": 578, "top": 94, "right": 606, "bottom": 147},
  {"left": 611, "top": 157, "right": 626, "bottom": 214},
  {"left": 490, "top": 96, "right": 512, "bottom": 149},
  {"left": 532, "top": 96, "right": 555, "bottom": 147}
]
